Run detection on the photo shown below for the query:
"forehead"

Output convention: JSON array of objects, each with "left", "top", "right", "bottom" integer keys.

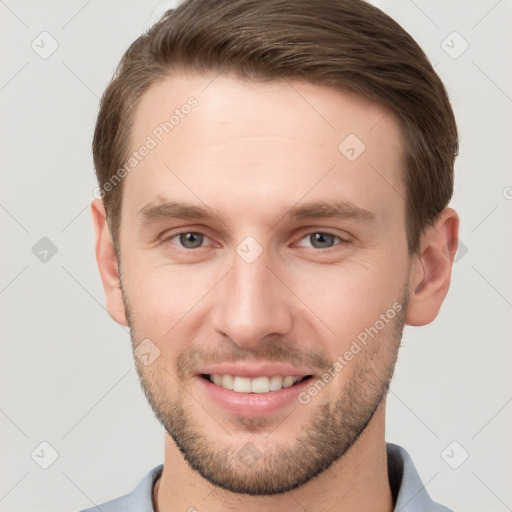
[
  {"left": 131, "top": 71, "right": 402, "bottom": 147},
  {"left": 123, "top": 71, "right": 405, "bottom": 228}
]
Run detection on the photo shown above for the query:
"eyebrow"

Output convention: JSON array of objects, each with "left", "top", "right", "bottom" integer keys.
[
  {"left": 138, "top": 201, "right": 217, "bottom": 223},
  {"left": 285, "top": 201, "right": 376, "bottom": 223},
  {"left": 137, "top": 199, "right": 376, "bottom": 225}
]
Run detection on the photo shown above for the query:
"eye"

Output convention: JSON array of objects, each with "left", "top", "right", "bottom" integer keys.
[
  {"left": 166, "top": 231, "right": 209, "bottom": 249},
  {"left": 296, "top": 232, "right": 347, "bottom": 250}
]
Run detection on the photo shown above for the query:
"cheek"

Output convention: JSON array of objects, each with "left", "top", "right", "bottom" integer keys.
[
  {"left": 124, "top": 263, "right": 216, "bottom": 335},
  {"left": 123, "top": 238, "right": 408, "bottom": 348},
  {"left": 288, "top": 255, "right": 407, "bottom": 360}
]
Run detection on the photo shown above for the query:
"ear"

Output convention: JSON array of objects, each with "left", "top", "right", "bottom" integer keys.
[
  {"left": 405, "top": 207, "right": 459, "bottom": 326},
  {"left": 91, "top": 199, "right": 128, "bottom": 326}
]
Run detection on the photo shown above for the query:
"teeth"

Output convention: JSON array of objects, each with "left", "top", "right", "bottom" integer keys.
[
  {"left": 269, "top": 375, "right": 283, "bottom": 391},
  {"left": 233, "top": 376, "right": 252, "bottom": 393},
  {"left": 209, "top": 374, "right": 304, "bottom": 393},
  {"left": 251, "top": 376, "right": 269, "bottom": 393},
  {"left": 282, "top": 376, "right": 295, "bottom": 388},
  {"left": 221, "top": 374, "right": 233, "bottom": 390}
]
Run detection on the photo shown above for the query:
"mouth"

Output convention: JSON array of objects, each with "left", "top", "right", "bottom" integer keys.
[{"left": 200, "top": 373, "right": 313, "bottom": 394}]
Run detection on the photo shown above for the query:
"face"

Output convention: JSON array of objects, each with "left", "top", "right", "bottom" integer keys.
[{"left": 116, "top": 72, "right": 412, "bottom": 494}]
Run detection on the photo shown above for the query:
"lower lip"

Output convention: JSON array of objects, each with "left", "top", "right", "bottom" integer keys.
[{"left": 196, "top": 376, "right": 312, "bottom": 416}]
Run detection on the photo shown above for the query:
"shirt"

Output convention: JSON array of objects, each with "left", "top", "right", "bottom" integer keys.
[{"left": 78, "top": 443, "right": 453, "bottom": 511}]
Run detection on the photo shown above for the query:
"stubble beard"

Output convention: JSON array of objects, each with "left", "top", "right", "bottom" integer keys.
[{"left": 124, "top": 283, "right": 408, "bottom": 495}]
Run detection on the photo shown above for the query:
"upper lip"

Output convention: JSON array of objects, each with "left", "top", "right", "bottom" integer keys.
[{"left": 196, "top": 363, "right": 313, "bottom": 379}]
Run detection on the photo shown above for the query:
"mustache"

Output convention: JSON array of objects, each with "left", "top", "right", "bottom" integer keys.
[{"left": 175, "top": 338, "right": 333, "bottom": 379}]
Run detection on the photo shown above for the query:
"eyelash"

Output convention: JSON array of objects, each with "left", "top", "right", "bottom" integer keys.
[{"left": 161, "top": 230, "right": 350, "bottom": 251}]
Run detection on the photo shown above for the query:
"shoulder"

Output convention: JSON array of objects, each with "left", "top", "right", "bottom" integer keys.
[
  {"left": 77, "top": 464, "right": 163, "bottom": 512},
  {"left": 387, "top": 443, "right": 453, "bottom": 512}
]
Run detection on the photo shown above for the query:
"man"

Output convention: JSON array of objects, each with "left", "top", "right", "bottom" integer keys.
[{"left": 85, "top": 0, "right": 459, "bottom": 510}]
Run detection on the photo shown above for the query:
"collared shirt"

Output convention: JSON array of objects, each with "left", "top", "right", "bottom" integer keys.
[{"left": 78, "top": 443, "right": 453, "bottom": 511}]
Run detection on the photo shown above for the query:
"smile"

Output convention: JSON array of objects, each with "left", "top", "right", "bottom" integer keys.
[{"left": 204, "top": 374, "right": 311, "bottom": 393}]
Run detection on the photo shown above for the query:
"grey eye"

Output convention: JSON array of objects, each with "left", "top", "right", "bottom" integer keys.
[
  {"left": 301, "top": 232, "right": 339, "bottom": 249},
  {"left": 310, "top": 233, "right": 336, "bottom": 249},
  {"left": 177, "top": 232, "right": 204, "bottom": 249}
]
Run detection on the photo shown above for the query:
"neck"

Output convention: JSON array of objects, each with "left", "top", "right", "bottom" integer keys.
[{"left": 154, "top": 402, "right": 393, "bottom": 512}]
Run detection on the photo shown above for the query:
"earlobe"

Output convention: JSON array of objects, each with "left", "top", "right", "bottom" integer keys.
[
  {"left": 405, "top": 207, "right": 459, "bottom": 326},
  {"left": 91, "top": 199, "right": 128, "bottom": 326}
]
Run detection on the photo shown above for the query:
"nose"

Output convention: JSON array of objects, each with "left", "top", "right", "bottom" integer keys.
[{"left": 211, "top": 248, "right": 293, "bottom": 350}]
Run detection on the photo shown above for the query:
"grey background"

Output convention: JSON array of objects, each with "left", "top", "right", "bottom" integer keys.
[{"left": 1, "top": 1, "right": 511, "bottom": 511}]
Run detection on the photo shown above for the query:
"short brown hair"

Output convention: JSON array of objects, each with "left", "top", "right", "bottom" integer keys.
[{"left": 93, "top": 0, "right": 458, "bottom": 255}]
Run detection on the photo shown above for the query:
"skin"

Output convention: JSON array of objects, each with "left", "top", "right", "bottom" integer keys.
[{"left": 92, "top": 72, "right": 459, "bottom": 512}]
